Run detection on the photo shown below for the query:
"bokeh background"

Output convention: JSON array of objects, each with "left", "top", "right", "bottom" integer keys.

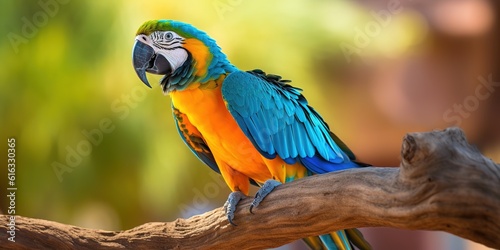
[{"left": 1, "top": 0, "right": 498, "bottom": 249}]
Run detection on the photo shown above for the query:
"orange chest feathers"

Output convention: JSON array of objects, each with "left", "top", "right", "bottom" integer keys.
[{"left": 169, "top": 77, "right": 271, "bottom": 183}]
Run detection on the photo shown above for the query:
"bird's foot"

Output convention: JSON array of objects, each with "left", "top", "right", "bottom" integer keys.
[
  {"left": 223, "top": 191, "right": 246, "bottom": 226},
  {"left": 250, "top": 179, "right": 281, "bottom": 214}
]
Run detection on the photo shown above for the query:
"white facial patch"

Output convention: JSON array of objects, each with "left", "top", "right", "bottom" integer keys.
[
  {"left": 156, "top": 49, "right": 188, "bottom": 72},
  {"left": 149, "top": 31, "right": 189, "bottom": 72}
]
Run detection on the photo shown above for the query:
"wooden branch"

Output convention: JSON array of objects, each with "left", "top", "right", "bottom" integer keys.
[{"left": 2, "top": 127, "right": 499, "bottom": 249}]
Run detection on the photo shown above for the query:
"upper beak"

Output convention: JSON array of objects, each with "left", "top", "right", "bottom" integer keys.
[{"left": 132, "top": 40, "right": 172, "bottom": 88}]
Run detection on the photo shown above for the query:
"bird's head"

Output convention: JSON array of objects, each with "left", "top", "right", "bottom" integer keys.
[{"left": 132, "top": 20, "right": 235, "bottom": 92}]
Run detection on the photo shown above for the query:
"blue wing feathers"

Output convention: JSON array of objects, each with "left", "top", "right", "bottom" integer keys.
[
  {"left": 294, "top": 121, "right": 312, "bottom": 157},
  {"left": 301, "top": 155, "right": 359, "bottom": 174},
  {"left": 222, "top": 69, "right": 362, "bottom": 174}
]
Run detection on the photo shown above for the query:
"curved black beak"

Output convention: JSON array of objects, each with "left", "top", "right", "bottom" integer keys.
[{"left": 132, "top": 40, "right": 172, "bottom": 88}]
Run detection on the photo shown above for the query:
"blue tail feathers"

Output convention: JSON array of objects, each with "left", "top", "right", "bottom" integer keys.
[{"left": 304, "top": 230, "right": 371, "bottom": 250}]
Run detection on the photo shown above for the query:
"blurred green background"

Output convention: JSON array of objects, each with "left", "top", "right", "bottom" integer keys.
[{"left": 1, "top": 0, "right": 498, "bottom": 249}]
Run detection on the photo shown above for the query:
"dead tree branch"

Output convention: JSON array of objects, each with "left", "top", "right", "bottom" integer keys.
[{"left": 1, "top": 127, "right": 499, "bottom": 249}]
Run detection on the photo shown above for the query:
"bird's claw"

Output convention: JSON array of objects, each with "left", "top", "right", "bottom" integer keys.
[
  {"left": 223, "top": 180, "right": 281, "bottom": 225},
  {"left": 223, "top": 191, "right": 246, "bottom": 226},
  {"left": 249, "top": 179, "right": 281, "bottom": 214}
]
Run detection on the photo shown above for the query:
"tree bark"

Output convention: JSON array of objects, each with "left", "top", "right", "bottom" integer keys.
[{"left": 1, "top": 127, "right": 499, "bottom": 249}]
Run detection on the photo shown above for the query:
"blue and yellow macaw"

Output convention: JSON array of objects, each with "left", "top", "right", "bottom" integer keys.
[{"left": 132, "top": 20, "right": 371, "bottom": 250}]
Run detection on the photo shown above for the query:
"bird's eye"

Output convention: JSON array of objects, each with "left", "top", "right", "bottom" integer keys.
[{"left": 164, "top": 32, "right": 174, "bottom": 41}]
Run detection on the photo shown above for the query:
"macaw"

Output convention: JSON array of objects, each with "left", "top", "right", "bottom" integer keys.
[{"left": 132, "top": 20, "right": 371, "bottom": 250}]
